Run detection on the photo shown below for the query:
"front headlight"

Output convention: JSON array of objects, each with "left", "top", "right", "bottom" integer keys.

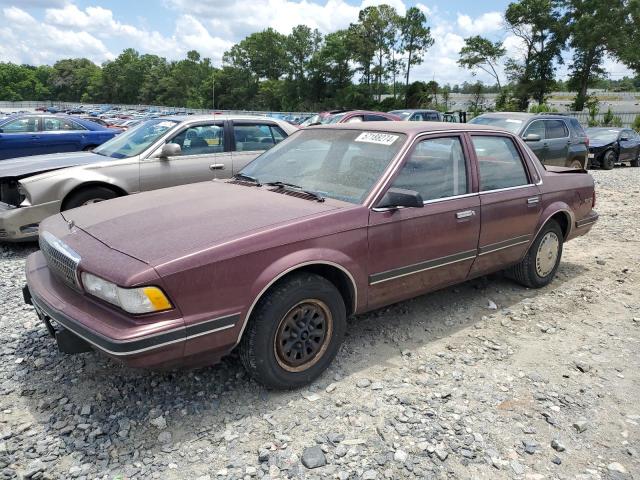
[{"left": 81, "top": 272, "right": 172, "bottom": 314}]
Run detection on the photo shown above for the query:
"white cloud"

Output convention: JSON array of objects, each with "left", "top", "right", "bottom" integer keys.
[{"left": 457, "top": 11, "right": 503, "bottom": 35}]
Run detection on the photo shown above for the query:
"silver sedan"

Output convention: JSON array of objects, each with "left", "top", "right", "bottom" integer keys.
[{"left": 0, "top": 115, "right": 298, "bottom": 241}]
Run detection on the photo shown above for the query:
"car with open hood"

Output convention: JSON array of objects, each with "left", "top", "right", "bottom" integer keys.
[
  {"left": 23, "top": 122, "right": 598, "bottom": 389},
  {"left": 0, "top": 115, "right": 296, "bottom": 241},
  {"left": 586, "top": 127, "right": 640, "bottom": 169}
]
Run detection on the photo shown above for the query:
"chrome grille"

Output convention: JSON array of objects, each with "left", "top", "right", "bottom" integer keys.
[{"left": 39, "top": 231, "right": 81, "bottom": 289}]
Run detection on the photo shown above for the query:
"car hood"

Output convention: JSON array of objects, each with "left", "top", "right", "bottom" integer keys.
[
  {"left": 61, "top": 180, "right": 346, "bottom": 265},
  {"left": 588, "top": 140, "right": 614, "bottom": 150},
  {"left": 0, "top": 151, "right": 106, "bottom": 178}
]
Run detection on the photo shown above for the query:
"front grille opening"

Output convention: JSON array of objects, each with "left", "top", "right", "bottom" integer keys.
[{"left": 39, "top": 232, "right": 81, "bottom": 289}]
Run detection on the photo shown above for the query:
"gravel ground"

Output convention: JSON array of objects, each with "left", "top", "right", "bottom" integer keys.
[{"left": 1, "top": 168, "right": 639, "bottom": 480}]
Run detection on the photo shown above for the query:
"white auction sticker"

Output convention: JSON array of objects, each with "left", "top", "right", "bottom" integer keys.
[{"left": 355, "top": 132, "right": 399, "bottom": 146}]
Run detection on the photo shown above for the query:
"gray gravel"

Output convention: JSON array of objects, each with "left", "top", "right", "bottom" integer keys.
[{"left": 1, "top": 167, "right": 639, "bottom": 479}]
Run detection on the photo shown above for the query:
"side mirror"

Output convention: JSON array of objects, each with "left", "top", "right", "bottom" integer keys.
[
  {"left": 523, "top": 133, "right": 541, "bottom": 142},
  {"left": 159, "top": 143, "right": 181, "bottom": 158},
  {"left": 376, "top": 188, "right": 424, "bottom": 209},
  {"left": 620, "top": 136, "right": 630, "bottom": 141}
]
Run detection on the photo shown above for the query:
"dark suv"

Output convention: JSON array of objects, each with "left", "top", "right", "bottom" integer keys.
[{"left": 469, "top": 113, "right": 589, "bottom": 169}]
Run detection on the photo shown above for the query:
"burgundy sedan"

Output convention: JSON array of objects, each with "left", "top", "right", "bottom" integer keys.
[{"left": 23, "top": 122, "right": 598, "bottom": 389}]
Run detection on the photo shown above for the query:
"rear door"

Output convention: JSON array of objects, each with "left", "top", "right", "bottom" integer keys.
[
  {"left": 230, "top": 121, "right": 287, "bottom": 174},
  {"left": 39, "top": 117, "right": 86, "bottom": 153},
  {"left": 0, "top": 116, "right": 41, "bottom": 159},
  {"left": 543, "top": 120, "right": 570, "bottom": 166},
  {"left": 367, "top": 134, "right": 480, "bottom": 309},
  {"left": 468, "top": 134, "right": 542, "bottom": 277},
  {"left": 140, "top": 120, "right": 228, "bottom": 191}
]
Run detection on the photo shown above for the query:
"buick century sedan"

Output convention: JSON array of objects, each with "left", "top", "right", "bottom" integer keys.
[
  {"left": 0, "top": 115, "right": 296, "bottom": 241},
  {"left": 23, "top": 122, "right": 598, "bottom": 389}
]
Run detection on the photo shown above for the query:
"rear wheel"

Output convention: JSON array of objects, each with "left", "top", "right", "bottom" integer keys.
[
  {"left": 240, "top": 273, "right": 346, "bottom": 389},
  {"left": 509, "top": 220, "right": 563, "bottom": 289},
  {"left": 63, "top": 186, "right": 119, "bottom": 210},
  {"left": 601, "top": 150, "right": 616, "bottom": 170},
  {"left": 568, "top": 159, "right": 583, "bottom": 169}
]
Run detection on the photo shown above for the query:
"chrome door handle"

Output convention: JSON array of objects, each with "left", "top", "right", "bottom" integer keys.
[
  {"left": 456, "top": 210, "right": 476, "bottom": 219},
  {"left": 527, "top": 197, "right": 540, "bottom": 204},
  {"left": 209, "top": 164, "right": 225, "bottom": 170}
]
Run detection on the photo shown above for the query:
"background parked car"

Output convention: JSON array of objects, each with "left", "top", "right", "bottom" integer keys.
[
  {"left": 586, "top": 127, "right": 640, "bottom": 169},
  {"left": 389, "top": 109, "right": 443, "bottom": 121},
  {"left": 469, "top": 113, "right": 589, "bottom": 169},
  {"left": 0, "top": 115, "right": 297, "bottom": 241},
  {"left": 0, "top": 114, "right": 121, "bottom": 160},
  {"left": 304, "top": 110, "right": 401, "bottom": 126}
]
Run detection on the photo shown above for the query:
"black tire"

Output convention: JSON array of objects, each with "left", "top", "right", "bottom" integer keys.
[
  {"left": 509, "top": 220, "right": 564, "bottom": 289},
  {"left": 240, "top": 273, "right": 346, "bottom": 389},
  {"left": 601, "top": 150, "right": 616, "bottom": 170},
  {"left": 63, "top": 186, "right": 118, "bottom": 210},
  {"left": 568, "top": 159, "right": 584, "bottom": 169}
]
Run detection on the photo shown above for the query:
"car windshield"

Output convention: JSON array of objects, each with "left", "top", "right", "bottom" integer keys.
[
  {"left": 587, "top": 129, "right": 619, "bottom": 143},
  {"left": 239, "top": 129, "right": 406, "bottom": 204},
  {"left": 390, "top": 111, "right": 412, "bottom": 120},
  {"left": 325, "top": 113, "right": 347, "bottom": 124},
  {"left": 93, "top": 119, "right": 178, "bottom": 158},
  {"left": 469, "top": 116, "right": 524, "bottom": 133}
]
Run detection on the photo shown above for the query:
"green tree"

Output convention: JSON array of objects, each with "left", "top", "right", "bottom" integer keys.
[
  {"left": 505, "top": 0, "right": 566, "bottom": 109},
  {"left": 399, "top": 6, "right": 433, "bottom": 106},
  {"left": 608, "top": 0, "right": 640, "bottom": 73},
  {"left": 563, "top": 0, "right": 614, "bottom": 111},
  {"left": 458, "top": 36, "right": 506, "bottom": 89},
  {"left": 224, "top": 28, "right": 288, "bottom": 81}
]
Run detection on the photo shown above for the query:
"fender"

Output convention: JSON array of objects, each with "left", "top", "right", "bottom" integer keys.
[
  {"left": 234, "top": 248, "right": 366, "bottom": 346},
  {"left": 55, "top": 166, "right": 137, "bottom": 204},
  {"left": 533, "top": 201, "right": 574, "bottom": 242}
]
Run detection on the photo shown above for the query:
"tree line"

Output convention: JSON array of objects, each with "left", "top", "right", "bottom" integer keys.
[{"left": 0, "top": 0, "right": 639, "bottom": 112}]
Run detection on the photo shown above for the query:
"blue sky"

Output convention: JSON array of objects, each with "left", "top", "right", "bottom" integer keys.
[{"left": 0, "top": 0, "right": 630, "bottom": 85}]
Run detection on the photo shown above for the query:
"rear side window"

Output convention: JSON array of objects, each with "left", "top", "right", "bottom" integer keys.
[
  {"left": 425, "top": 112, "right": 440, "bottom": 121},
  {"left": 569, "top": 118, "right": 586, "bottom": 137},
  {"left": 43, "top": 117, "right": 85, "bottom": 131},
  {"left": 392, "top": 137, "right": 468, "bottom": 201},
  {"left": 472, "top": 136, "right": 529, "bottom": 191},
  {"left": 545, "top": 120, "right": 568, "bottom": 139},
  {"left": 234, "top": 123, "right": 284, "bottom": 151}
]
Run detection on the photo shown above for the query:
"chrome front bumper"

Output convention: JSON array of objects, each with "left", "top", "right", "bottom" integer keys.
[{"left": 0, "top": 200, "right": 61, "bottom": 242}]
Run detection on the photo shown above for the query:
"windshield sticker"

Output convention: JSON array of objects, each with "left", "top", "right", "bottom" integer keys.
[
  {"left": 355, "top": 132, "right": 399, "bottom": 146},
  {"left": 505, "top": 119, "right": 523, "bottom": 124}
]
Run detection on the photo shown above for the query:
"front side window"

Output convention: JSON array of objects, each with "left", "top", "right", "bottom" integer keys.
[
  {"left": 43, "top": 117, "right": 84, "bottom": 131},
  {"left": 364, "top": 114, "right": 390, "bottom": 121},
  {"left": 545, "top": 120, "right": 568, "bottom": 139},
  {"left": 240, "top": 129, "right": 406, "bottom": 204},
  {"left": 472, "top": 136, "right": 529, "bottom": 191},
  {"left": 170, "top": 123, "right": 224, "bottom": 155},
  {"left": 93, "top": 119, "right": 179, "bottom": 159},
  {"left": 2, "top": 117, "right": 38, "bottom": 133},
  {"left": 424, "top": 112, "right": 440, "bottom": 121},
  {"left": 468, "top": 115, "right": 524, "bottom": 133},
  {"left": 523, "top": 121, "right": 546, "bottom": 139},
  {"left": 392, "top": 137, "right": 468, "bottom": 201}
]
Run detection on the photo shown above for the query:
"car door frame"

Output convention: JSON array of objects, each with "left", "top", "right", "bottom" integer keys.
[
  {"left": 466, "top": 130, "right": 543, "bottom": 278},
  {"left": 139, "top": 119, "right": 231, "bottom": 191},
  {"left": 365, "top": 131, "right": 481, "bottom": 309}
]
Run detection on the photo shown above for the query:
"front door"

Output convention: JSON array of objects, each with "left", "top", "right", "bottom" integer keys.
[
  {"left": 468, "top": 134, "right": 542, "bottom": 278},
  {"left": 39, "top": 117, "right": 85, "bottom": 154},
  {"left": 0, "top": 116, "right": 41, "bottom": 159},
  {"left": 367, "top": 134, "right": 480, "bottom": 309},
  {"left": 522, "top": 120, "right": 547, "bottom": 163},
  {"left": 543, "top": 119, "right": 570, "bottom": 166},
  {"left": 140, "top": 121, "right": 229, "bottom": 191}
]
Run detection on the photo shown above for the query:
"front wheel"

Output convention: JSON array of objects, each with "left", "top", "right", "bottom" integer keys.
[
  {"left": 62, "top": 186, "right": 118, "bottom": 210},
  {"left": 508, "top": 220, "right": 564, "bottom": 289},
  {"left": 239, "top": 273, "right": 346, "bottom": 389},
  {"left": 601, "top": 150, "right": 616, "bottom": 170}
]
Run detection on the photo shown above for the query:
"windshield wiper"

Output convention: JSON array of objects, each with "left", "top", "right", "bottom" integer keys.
[
  {"left": 233, "top": 173, "right": 261, "bottom": 185},
  {"left": 265, "top": 181, "right": 325, "bottom": 202}
]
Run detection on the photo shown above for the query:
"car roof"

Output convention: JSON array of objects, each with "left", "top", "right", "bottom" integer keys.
[
  {"left": 586, "top": 127, "right": 623, "bottom": 131},
  {"left": 475, "top": 112, "right": 571, "bottom": 121},
  {"left": 390, "top": 109, "right": 439, "bottom": 113},
  {"left": 308, "top": 121, "right": 503, "bottom": 135},
  {"left": 160, "top": 114, "right": 289, "bottom": 123}
]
